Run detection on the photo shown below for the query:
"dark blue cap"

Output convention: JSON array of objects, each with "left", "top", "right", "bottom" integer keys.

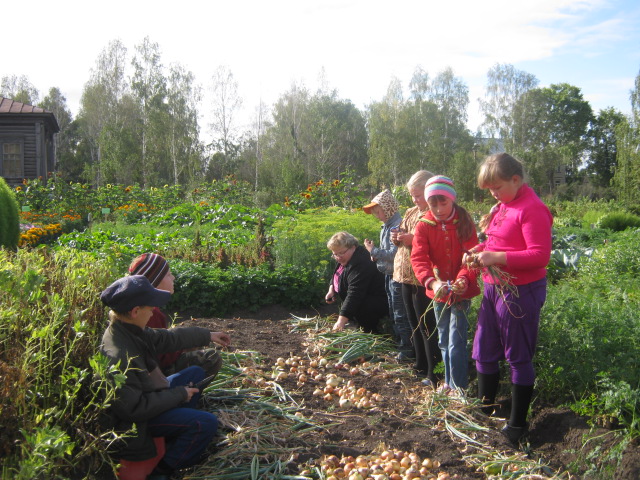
[{"left": 100, "top": 275, "right": 171, "bottom": 313}]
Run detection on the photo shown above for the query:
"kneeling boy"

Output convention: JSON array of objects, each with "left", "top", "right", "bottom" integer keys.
[{"left": 100, "top": 275, "right": 230, "bottom": 478}]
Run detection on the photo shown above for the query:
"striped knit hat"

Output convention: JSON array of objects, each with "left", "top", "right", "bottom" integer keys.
[
  {"left": 424, "top": 175, "right": 456, "bottom": 201},
  {"left": 128, "top": 253, "right": 169, "bottom": 287}
]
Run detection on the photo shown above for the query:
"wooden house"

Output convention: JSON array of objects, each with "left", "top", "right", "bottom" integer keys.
[{"left": 0, "top": 97, "right": 60, "bottom": 185}]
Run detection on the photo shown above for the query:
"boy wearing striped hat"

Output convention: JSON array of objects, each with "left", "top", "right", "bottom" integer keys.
[{"left": 129, "top": 253, "right": 229, "bottom": 378}]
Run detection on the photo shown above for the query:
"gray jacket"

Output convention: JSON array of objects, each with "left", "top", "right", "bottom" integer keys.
[{"left": 100, "top": 320, "right": 211, "bottom": 461}]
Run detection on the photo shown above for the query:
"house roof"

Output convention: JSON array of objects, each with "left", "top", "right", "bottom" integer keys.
[{"left": 0, "top": 97, "right": 60, "bottom": 132}]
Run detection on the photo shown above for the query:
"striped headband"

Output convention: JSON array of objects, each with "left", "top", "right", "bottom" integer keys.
[
  {"left": 424, "top": 175, "right": 457, "bottom": 201},
  {"left": 128, "top": 253, "right": 169, "bottom": 287}
]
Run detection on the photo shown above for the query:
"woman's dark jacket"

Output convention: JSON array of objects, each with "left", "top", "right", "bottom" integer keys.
[
  {"left": 100, "top": 320, "right": 211, "bottom": 461},
  {"left": 334, "top": 245, "right": 388, "bottom": 328}
]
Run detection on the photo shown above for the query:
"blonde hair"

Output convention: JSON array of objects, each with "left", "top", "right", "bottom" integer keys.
[
  {"left": 406, "top": 170, "right": 434, "bottom": 191},
  {"left": 477, "top": 153, "right": 524, "bottom": 189},
  {"left": 327, "top": 231, "right": 359, "bottom": 250},
  {"left": 477, "top": 153, "right": 525, "bottom": 231},
  {"left": 108, "top": 309, "right": 131, "bottom": 323}
]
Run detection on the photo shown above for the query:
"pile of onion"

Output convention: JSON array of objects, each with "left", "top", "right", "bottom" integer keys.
[{"left": 312, "top": 450, "right": 449, "bottom": 480}]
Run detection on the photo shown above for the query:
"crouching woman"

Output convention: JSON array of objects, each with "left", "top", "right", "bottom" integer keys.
[{"left": 100, "top": 275, "right": 228, "bottom": 478}]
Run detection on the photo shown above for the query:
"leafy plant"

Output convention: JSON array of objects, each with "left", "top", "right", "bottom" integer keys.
[
  {"left": 168, "top": 261, "right": 325, "bottom": 315},
  {"left": 270, "top": 207, "right": 380, "bottom": 279},
  {"left": 0, "top": 177, "right": 20, "bottom": 249},
  {"left": 596, "top": 212, "right": 640, "bottom": 231},
  {"left": 573, "top": 374, "right": 640, "bottom": 436},
  {"left": 0, "top": 248, "right": 122, "bottom": 477}
]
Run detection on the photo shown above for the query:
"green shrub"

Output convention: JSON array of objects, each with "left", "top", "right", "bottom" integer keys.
[
  {"left": 537, "top": 276, "right": 640, "bottom": 406},
  {"left": 582, "top": 209, "right": 607, "bottom": 228},
  {"left": 270, "top": 207, "right": 380, "bottom": 280},
  {"left": 578, "top": 230, "right": 640, "bottom": 279},
  {"left": 168, "top": 261, "right": 325, "bottom": 315},
  {"left": 0, "top": 248, "right": 122, "bottom": 477},
  {"left": 596, "top": 212, "right": 640, "bottom": 231},
  {"left": 547, "top": 198, "right": 622, "bottom": 226},
  {"left": 0, "top": 178, "right": 20, "bottom": 249}
]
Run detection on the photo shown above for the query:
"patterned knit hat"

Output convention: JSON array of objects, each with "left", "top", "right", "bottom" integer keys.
[
  {"left": 362, "top": 189, "right": 399, "bottom": 220},
  {"left": 424, "top": 175, "right": 456, "bottom": 201},
  {"left": 128, "top": 253, "right": 169, "bottom": 287}
]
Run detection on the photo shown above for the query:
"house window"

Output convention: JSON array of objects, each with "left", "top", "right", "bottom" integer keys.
[{"left": 1, "top": 141, "right": 24, "bottom": 177}]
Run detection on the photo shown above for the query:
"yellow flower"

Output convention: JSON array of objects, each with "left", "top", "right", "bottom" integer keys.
[{"left": 15, "top": 186, "right": 22, "bottom": 191}]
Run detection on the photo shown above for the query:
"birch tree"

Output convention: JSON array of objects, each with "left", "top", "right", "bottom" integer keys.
[
  {"left": 132, "top": 36, "right": 168, "bottom": 186},
  {"left": 209, "top": 66, "right": 243, "bottom": 177},
  {"left": 480, "top": 63, "right": 538, "bottom": 150}
]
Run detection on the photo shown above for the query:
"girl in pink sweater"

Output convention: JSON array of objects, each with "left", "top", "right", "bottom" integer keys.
[{"left": 465, "top": 153, "right": 552, "bottom": 446}]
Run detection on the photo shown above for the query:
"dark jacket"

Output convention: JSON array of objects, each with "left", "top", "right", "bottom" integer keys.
[
  {"left": 335, "top": 245, "right": 387, "bottom": 328},
  {"left": 100, "top": 320, "right": 211, "bottom": 461}
]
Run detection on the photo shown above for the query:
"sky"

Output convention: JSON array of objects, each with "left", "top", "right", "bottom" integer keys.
[{"left": 2, "top": 0, "right": 639, "bottom": 138}]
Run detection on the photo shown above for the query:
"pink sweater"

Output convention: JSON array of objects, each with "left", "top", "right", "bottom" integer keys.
[{"left": 476, "top": 184, "right": 552, "bottom": 285}]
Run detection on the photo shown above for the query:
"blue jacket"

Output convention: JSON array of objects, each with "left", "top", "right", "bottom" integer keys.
[{"left": 370, "top": 211, "right": 401, "bottom": 275}]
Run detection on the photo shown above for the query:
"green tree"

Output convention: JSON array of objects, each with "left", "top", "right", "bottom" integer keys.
[
  {"left": 77, "top": 39, "right": 129, "bottom": 185},
  {"left": 209, "top": 66, "right": 243, "bottom": 178},
  {"left": 368, "top": 78, "right": 412, "bottom": 185},
  {"left": 480, "top": 63, "right": 538, "bottom": 151},
  {"left": 613, "top": 118, "right": 640, "bottom": 206},
  {"left": 631, "top": 66, "right": 640, "bottom": 125},
  {"left": 1, "top": 74, "right": 39, "bottom": 105},
  {"left": 259, "top": 82, "right": 368, "bottom": 198},
  {"left": 131, "top": 36, "right": 169, "bottom": 186},
  {"left": 302, "top": 91, "right": 368, "bottom": 181},
  {"left": 427, "top": 67, "right": 473, "bottom": 177},
  {"left": 258, "top": 82, "right": 309, "bottom": 197},
  {"left": 39, "top": 88, "right": 76, "bottom": 179},
  {"left": 512, "top": 83, "right": 593, "bottom": 193},
  {"left": 167, "top": 63, "right": 203, "bottom": 185},
  {"left": 586, "top": 107, "right": 625, "bottom": 188}
]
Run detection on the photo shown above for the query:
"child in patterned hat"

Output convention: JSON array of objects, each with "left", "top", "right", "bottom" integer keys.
[
  {"left": 129, "top": 253, "right": 229, "bottom": 378},
  {"left": 410, "top": 176, "right": 480, "bottom": 395},
  {"left": 363, "top": 190, "right": 413, "bottom": 362}
]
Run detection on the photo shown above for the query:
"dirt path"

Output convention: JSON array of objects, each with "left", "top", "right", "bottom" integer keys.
[{"left": 179, "top": 304, "right": 638, "bottom": 479}]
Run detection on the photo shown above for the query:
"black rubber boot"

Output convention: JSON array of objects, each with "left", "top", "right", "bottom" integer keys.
[
  {"left": 501, "top": 383, "right": 534, "bottom": 446},
  {"left": 509, "top": 383, "right": 534, "bottom": 427},
  {"left": 477, "top": 372, "right": 500, "bottom": 416}
]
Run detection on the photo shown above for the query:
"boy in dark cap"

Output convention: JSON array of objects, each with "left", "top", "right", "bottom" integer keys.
[
  {"left": 100, "top": 275, "right": 230, "bottom": 479},
  {"left": 129, "top": 253, "right": 227, "bottom": 379}
]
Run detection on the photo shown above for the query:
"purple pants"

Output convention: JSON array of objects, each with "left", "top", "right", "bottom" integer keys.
[{"left": 472, "top": 277, "right": 547, "bottom": 385}]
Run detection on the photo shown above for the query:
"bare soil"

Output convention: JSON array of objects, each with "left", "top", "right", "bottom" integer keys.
[{"left": 181, "top": 303, "right": 640, "bottom": 480}]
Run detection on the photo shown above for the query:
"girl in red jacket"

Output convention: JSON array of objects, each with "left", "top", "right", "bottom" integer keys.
[{"left": 411, "top": 176, "right": 479, "bottom": 393}]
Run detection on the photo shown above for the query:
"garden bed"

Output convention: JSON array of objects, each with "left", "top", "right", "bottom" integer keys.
[{"left": 140, "top": 304, "right": 640, "bottom": 480}]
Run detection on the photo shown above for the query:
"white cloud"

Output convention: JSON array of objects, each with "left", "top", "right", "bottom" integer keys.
[{"left": 2, "top": 0, "right": 637, "bottom": 134}]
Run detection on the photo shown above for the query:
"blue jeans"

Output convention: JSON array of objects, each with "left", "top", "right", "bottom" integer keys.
[
  {"left": 434, "top": 300, "right": 470, "bottom": 389},
  {"left": 148, "top": 366, "right": 218, "bottom": 470},
  {"left": 385, "top": 276, "right": 413, "bottom": 354}
]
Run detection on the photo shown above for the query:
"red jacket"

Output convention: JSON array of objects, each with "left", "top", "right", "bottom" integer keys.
[
  {"left": 147, "top": 307, "right": 182, "bottom": 368},
  {"left": 410, "top": 210, "right": 480, "bottom": 303}
]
